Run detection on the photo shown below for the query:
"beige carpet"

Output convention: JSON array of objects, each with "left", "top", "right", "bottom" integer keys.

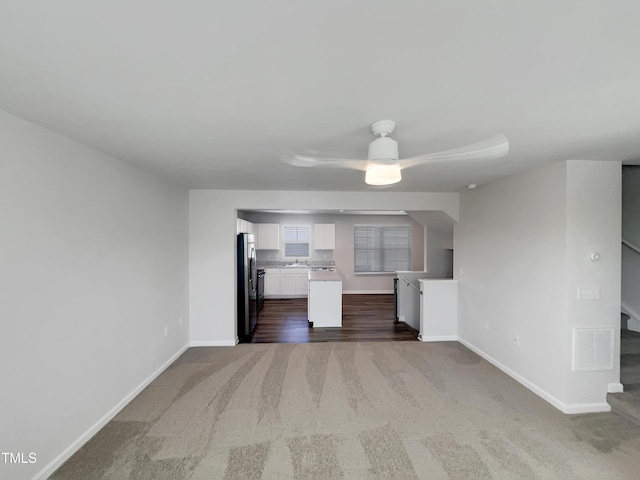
[{"left": 51, "top": 342, "right": 640, "bottom": 479}]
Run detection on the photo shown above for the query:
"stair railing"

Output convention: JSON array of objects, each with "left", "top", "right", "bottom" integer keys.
[
  {"left": 397, "top": 276, "right": 421, "bottom": 294},
  {"left": 623, "top": 239, "right": 640, "bottom": 255}
]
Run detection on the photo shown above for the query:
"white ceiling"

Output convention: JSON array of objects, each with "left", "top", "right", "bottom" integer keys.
[{"left": 1, "top": 1, "right": 639, "bottom": 192}]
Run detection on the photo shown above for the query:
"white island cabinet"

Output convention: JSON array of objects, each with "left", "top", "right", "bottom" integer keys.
[
  {"left": 418, "top": 279, "right": 458, "bottom": 342},
  {"left": 308, "top": 270, "right": 342, "bottom": 327}
]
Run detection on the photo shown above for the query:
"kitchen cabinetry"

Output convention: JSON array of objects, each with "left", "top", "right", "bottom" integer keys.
[
  {"left": 313, "top": 223, "right": 335, "bottom": 250},
  {"left": 265, "top": 268, "right": 309, "bottom": 297},
  {"left": 256, "top": 223, "right": 280, "bottom": 250},
  {"left": 418, "top": 279, "right": 458, "bottom": 342},
  {"left": 308, "top": 270, "right": 342, "bottom": 327},
  {"left": 236, "top": 219, "right": 254, "bottom": 234},
  {"left": 264, "top": 268, "right": 280, "bottom": 296},
  {"left": 295, "top": 274, "right": 309, "bottom": 295},
  {"left": 279, "top": 273, "right": 296, "bottom": 296},
  {"left": 280, "top": 268, "right": 310, "bottom": 296}
]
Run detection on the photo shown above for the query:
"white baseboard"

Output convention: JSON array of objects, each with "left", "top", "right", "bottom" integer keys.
[
  {"left": 190, "top": 340, "right": 237, "bottom": 347},
  {"left": 419, "top": 335, "right": 458, "bottom": 342},
  {"left": 264, "top": 295, "right": 307, "bottom": 299},
  {"left": 266, "top": 290, "right": 394, "bottom": 298},
  {"left": 342, "top": 290, "right": 394, "bottom": 294},
  {"left": 608, "top": 382, "right": 624, "bottom": 393},
  {"left": 457, "top": 337, "right": 610, "bottom": 414},
  {"left": 34, "top": 343, "right": 190, "bottom": 480},
  {"left": 563, "top": 403, "right": 612, "bottom": 414}
]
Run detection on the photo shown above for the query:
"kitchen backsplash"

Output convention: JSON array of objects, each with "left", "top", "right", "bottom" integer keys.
[
  {"left": 257, "top": 250, "right": 334, "bottom": 264},
  {"left": 257, "top": 260, "right": 336, "bottom": 267}
]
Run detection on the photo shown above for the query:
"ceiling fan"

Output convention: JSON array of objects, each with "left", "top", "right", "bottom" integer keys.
[{"left": 281, "top": 120, "right": 509, "bottom": 185}]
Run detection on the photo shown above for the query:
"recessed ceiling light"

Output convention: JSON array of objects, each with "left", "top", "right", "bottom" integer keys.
[{"left": 466, "top": 184, "right": 478, "bottom": 190}]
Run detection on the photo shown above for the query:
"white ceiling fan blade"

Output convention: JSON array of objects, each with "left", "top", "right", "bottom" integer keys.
[
  {"left": 398, "top": 134, "right": 509, "bottom": 169},
  {"left": 281, "top": 153, "right": 368, "bottom": 171}
]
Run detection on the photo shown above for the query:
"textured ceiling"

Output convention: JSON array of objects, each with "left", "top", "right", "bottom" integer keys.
[{"left": 1, "top": 1, "right": 639, "bottom": 191}]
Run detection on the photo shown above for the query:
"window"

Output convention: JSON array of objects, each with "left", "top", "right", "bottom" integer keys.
[
  {"left": 354, "top": 225, "right": 411, "bottom": 272},
  {"left": 283, "top": 225, "right": 310, "bottom": 257}
]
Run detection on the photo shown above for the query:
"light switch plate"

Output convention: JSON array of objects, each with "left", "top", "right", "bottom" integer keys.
[{"left": 578, "top": 286, "right": 600, "bottom": 301}]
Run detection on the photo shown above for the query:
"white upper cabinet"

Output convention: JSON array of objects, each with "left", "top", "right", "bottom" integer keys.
[
  {"left": 256, "top": 223, "right": 280, "bottom": 250},
  {"left": 314, "top": 224, "right": 335, "bottom": 250},
  {"left": 237, "top": 218, "right": 254, "bottom": 234}
]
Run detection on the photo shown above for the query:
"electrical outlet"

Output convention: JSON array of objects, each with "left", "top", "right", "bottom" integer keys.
[
  {"left": 512, "top": 334, "right": 519, "bottom": 346},
  {"left": 164, "top": 325, "right": 169, "bottom": 337},
  {"left": 484, "top": 321, "right": 490, "bottom": 331}
]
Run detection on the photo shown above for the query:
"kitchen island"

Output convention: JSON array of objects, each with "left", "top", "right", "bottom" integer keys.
[
  {"left": 418, "top": 279, "right": 458, "bottom": 341},
  {"left": 308, "top": 270, "right": 342, "bottom": 327}
]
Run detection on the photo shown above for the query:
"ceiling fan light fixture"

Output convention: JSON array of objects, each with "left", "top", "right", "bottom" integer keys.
[
  {"left": 281, "top": 119, "right": 510, "bottom": 188},
  {"left": 365, "top": 163, "right": 401, "bottom": 185},
  {"left": 368, "top": 136, "right": 399, "bottom": 161}
]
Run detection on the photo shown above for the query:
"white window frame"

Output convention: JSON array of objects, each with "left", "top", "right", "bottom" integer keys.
[
  {"left": 354, "top": 225, "right": 411, "bottom": 273},
  {"left": 283, "top": 225, "right": 311, "bottom": 258}
]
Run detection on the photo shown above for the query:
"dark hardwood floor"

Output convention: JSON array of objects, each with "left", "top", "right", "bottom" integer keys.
[{"left": 247, "top": 294, "right": 419, "bottom": 343}]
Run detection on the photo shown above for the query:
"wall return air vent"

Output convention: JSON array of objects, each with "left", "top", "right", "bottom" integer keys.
[{"left": 572, "top": 327, "right": 614, "bottom": 371}]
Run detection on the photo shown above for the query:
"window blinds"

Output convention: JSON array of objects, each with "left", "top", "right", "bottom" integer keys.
[
  {"left": 284, "top": 225, "right": 310, "bottom": 257},
  {"left": 354, "top": 225, "right": 411, "bottom": 272}
]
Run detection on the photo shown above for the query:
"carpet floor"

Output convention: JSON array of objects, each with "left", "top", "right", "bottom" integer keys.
[{"left": 51, "top": 342, "right": 640, "bottom": 479}]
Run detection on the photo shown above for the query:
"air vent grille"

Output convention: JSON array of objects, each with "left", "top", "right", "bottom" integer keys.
[{"left": 572, "top": 327, "right": 614, "bottom": 371}]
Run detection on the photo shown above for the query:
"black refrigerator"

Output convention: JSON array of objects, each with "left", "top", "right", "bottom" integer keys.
[{"left": 237, "top": 233, "right": 257, "bottom": 339}]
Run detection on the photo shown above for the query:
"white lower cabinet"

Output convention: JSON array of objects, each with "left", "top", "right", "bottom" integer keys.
[
  {"left": 264, "top": 269, "right": 280, "bottom": 297},
  {"left": 264, "top": 268, "right": 310, "bottom": 297},
  {"left": 294, "top": 274, "right": 309, "bottom": 296},
  {"left": 280, "top": 273, "right": 296, "bottom": 296}
]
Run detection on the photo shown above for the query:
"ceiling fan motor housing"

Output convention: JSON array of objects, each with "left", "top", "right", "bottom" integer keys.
[{"left": 368, "top": 136, "right": 399, "bottom": 162}]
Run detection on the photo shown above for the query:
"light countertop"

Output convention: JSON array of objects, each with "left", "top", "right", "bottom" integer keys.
[
  {"left": 418, "top": 278, "right": 458, "bottom": 282},
  {"left": 308, "top": 270, "right": 342, "bottom": 282}
]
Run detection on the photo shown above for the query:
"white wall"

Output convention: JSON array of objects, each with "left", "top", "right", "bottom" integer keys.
[
  {"left": 0, "top": 111, "right": 189, "bottom": 480},
  {"left": 455, "top": 161, "right": 569, "bottom": 407},
  {"left": 244, "top": 212, "right": 424, "bottom": 293},
  {"left": 189, "top": 190, "right": 458, "bottom": 345},
  {"left": 455, "top": 160, "right": 621, "bottom": 413},
  {"left": 565, "top": 161, "right": 621, "bottom": 406},
  {"left": 426, "top": 228, "right": 453, "bottom": 278},
  {"left": 404, "top": 210, "right": 454, "bottom": 277}
]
